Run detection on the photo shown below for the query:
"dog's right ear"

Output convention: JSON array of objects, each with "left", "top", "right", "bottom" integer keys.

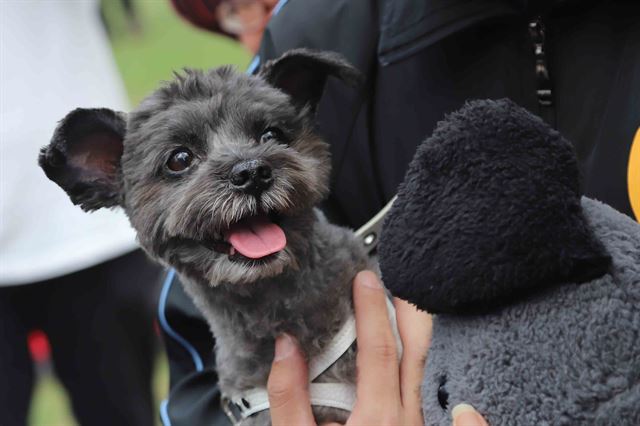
[
  {"left": 39, "top": 108, "right": 127, "bottom": 211},
  {"left": 259, "top": 48, "right": 363, "bottom": 114}
]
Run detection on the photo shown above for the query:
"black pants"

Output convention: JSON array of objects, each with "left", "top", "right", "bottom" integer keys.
[{"left": 0, "top": 250, "right": 161, "bottom": 426}]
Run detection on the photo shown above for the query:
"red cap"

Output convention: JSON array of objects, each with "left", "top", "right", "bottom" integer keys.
[{"left": 170, "top": 0, "right": 235, "bottom": 37}]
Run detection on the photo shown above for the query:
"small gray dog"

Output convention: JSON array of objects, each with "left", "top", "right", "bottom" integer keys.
[{"left": 39, "top": 50, "right": 371, "bottom": 425}]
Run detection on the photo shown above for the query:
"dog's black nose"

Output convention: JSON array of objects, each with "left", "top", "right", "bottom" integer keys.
[{"left": 230, "top": 160, "right": 273, "bottom": 195}]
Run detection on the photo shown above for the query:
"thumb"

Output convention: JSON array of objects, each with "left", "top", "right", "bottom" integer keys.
[
  {"left": 268, "top": 334, "right": 316, "bottom": 426},
  {"left": 452, "top": 403, "right": 489, "bottom": 426}
]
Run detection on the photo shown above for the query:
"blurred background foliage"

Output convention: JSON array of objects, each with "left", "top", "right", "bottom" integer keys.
[
  {"left": 103, "top": 0, "right": 251, "bottom": 105},
  {"left": 28, "top": 1, "right": 250, "bottom": 424}
]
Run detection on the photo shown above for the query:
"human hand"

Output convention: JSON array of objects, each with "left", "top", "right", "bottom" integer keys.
[
  {"left": 267, "top": 270, "right": 433, "bottom": 425},
  {"left": 451, "top": 404, "right": 489, "bottom": 426}
]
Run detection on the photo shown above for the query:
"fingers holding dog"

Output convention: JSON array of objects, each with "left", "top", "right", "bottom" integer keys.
[
  {"left": 396, "top": 297, "right": 431, "bottom": 425},
  {"left": 268, "top": 334, "right": 316, "bottom": 426},
  {"left": 351, "top": 271, "right": 402, "bottom": 423}
]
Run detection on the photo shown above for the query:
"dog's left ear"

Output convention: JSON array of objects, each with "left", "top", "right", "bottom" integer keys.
[
  {"left": 39, "top": 108, "right": 127, "bottom": 211},
  {"left": 259, "top": 48, "right": 363, "bottom": 114}
]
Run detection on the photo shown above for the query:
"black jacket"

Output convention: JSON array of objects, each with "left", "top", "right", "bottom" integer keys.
[{"left": 160, "top": 1, "right": 640, "bottom": 424}]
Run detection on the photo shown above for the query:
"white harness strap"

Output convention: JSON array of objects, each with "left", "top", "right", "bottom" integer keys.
[
  {"left": 222, "top": 198, "right": 399, "bottom": 425},
  {"left": 226, "top": 383, "right": 357, "bottom": 421},
  {"left": 308, "top": 315, "right": 356, "bottom": 381},
  {"left": 223, "top": 299, "right": 402, "bottom": 424},
  {"left": 223, "top": 313, "right": 357, "bottom": 423}
]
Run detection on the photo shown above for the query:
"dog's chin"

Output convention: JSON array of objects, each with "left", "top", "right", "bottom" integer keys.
[
  {"left": 206, "top": 248, "right": 294, "bottom": 286},
  {"left": 163, "top": 209, "right": 303, "bottom": 287}
]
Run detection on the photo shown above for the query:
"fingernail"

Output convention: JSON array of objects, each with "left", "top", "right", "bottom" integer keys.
[
  {"left": 357, "top": 270, "right": 382, "bottom": 289},
  {"left": 452, "top": 403, "right": 484, "bottom": 426},
  {"left": 274, "top": 333, "right": 295, "bottom": 362}
]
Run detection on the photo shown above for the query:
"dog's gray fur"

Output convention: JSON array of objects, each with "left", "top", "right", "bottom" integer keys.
[{"left": 39, "top": 49, "right": 369, "bottom": 425}]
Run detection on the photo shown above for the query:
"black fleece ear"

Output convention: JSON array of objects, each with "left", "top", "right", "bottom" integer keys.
[
  {"left": 379, "top": 99, "right": 611, "bottom": 315},
  {"left": 259, "top": 48, "right": 363, "bottom": 114},
  {"left": 38, "top": 108, "right": 126, "bottom": 211}
]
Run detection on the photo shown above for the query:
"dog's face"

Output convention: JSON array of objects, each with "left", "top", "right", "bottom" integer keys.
[{"left": 39, "top": 50, "right": 361, "bottom": 287}]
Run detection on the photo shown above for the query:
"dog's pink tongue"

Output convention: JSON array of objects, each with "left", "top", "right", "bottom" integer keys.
[{"left": 226, "top": 215, "right": 286, "bottom": 259}]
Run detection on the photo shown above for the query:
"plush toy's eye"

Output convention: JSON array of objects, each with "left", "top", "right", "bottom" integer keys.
[
  {"left": 438, "top": 375, "right": 449, "bottom": 410},
  {"left": 166, "top": 148, "right": 193, "bottom": 172},
  {"left": 260, "top": 127, "right": 284, "bottom": 144}
]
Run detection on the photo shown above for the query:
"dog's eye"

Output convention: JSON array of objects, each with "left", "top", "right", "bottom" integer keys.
[
  {"left": 167, "top": 148, "right": 193, "bottom": 172},
  {"left": 260, "top": 127, "right": 283, "bottom": 144}
]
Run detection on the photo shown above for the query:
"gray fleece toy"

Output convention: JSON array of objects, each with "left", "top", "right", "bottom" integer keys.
[{"left": 379, "top": 99, "right": 640, "bottom": 425}]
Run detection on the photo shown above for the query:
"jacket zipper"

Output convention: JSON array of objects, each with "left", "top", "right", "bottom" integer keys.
[{"left": 528, "top": 16, "right": 553, "bottom": 107}]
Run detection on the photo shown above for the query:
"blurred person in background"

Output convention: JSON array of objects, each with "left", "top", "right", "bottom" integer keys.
[
  {"left": 0, "top": 2, "right": 160, "bottom": 425},
  {"left": 161, "top": 0, "right": 640, "bottom": 425},
  {"left": 172, "top": 0, "right": 278, "bottom": 53}
]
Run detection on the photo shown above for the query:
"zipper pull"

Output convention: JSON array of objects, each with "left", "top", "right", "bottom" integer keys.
[{"left": 529, "top": 17, "right": 553, "bottom": 107}]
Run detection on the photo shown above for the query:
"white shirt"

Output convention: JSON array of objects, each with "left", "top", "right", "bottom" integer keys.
[{"left": 0, "top": 0, "right": 138, "bottom": 285}]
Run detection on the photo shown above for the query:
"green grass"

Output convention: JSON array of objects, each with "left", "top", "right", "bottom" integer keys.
[
  {"left": 103, "top": 0, "right": 251, "bottom": 105},
  {"left": 29, "top": 369, "right": 75, "bottom": 426},
  {"left": 28, "top": 1, "right": 248, "bottom": 424}
]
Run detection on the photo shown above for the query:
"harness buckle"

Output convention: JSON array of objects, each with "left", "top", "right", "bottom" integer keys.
[{"left": 221, "top": 396, "right": 244, "bottom": 426}]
